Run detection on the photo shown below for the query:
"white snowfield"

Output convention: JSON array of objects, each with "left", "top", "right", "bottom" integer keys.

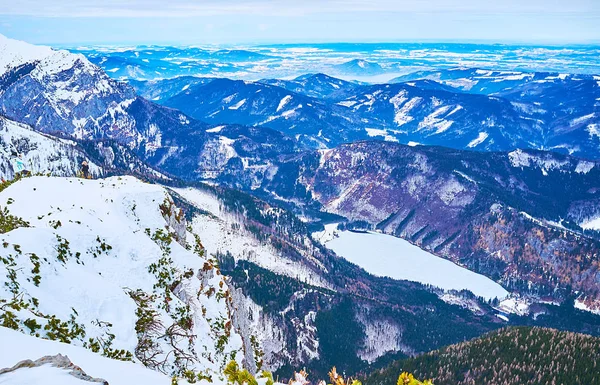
[
  {"left": 323, "top": 228, "right": 508, "bottom": 300},
  {"left": 0, "top": 326, "right": 172, "bottom": 385},
  {"left": 581, "top": 217, "right": 600, "bottom": 231},
  {"left": 0, "top": 176, "right": 243, "bottom": 380}
]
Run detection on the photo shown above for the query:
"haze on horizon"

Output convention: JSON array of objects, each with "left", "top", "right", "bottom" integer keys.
[{"left": 0, "top": 0, "right": 598, "bottom": 46}]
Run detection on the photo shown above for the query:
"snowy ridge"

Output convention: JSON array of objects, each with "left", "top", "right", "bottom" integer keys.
[
  {"left": 508, "top": 149, "right": 569, "bottom": 174},
  {"left": 0, "top": 34, "right": 164, "bottom": 152},
  {"left": 0, "top": 34, "right": 53, "bottom": 76}
]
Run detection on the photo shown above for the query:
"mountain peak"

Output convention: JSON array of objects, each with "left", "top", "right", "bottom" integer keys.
[{"left": 0, "top": 34, "right": 55, "bottom": 76}]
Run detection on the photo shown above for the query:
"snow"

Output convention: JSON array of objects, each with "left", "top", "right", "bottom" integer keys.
[
  {"left": 417, "top": 105, "right": 454, "bottom": 134},
  {"left": 365, "top": 128, "right": 388, "bottom": 137},
  {"left": 492, "top": 73, "right": 532, "bottom": 81},
  {"left": 467, "top": 132, "right": 489, "bottom": 148},
  {"left": 228, "top": 98, "right": 247, "bottom": 110},
  {"left": 446, "top": 105, "right": 463, "bottom": 117},
  {"left": 443, "top": 78, "right": 477, "bottom": 90},
  {"left": 508, "top": 149, "right": 568, "bottom": 173},
  {"left": 0, "top": 116, "right": 102, "bottom": 180},
  {"left": 337, "top": 100, "right": 357, "bottom": 107},
  {"left": 570, "top": 113, "right": 595, "bottom": 126},
  {"left": 575, "top": 299, "right": 600, "bottom": 315},
  {"left": 587, "top": 124, "right": 600, "bottom": 139},
  {"left": 276, "top": 95, "right": 293, "bottom": 112},
  {"left": 440, "top": 293, "right": 483, "bottom": 314},
  {"left": 496, "top": 297, "right": 530, "bottom": 316},
  {"left": 364, "top": 128, "right": 398, "bottom": 142},
  {"left": 323, "top": 230, "right": 508, "bottom": 300},
  {"left": 0, "top": 176, "right": 244, "bottom": 378},
  {"left": 172, "top": 187, "right": 333, "bottom": 289},
  {"left": 0, "top": 327, "right": 173, "bottom": 385},
  {"left": 0, "top": 34, "right": 53, "bottom": 76},
  {"left": 437, "top": 178, "right": 467, "bottom": 205},
  {"left": 581, "top": 217, "right": 600, "bottom": 231},
  {"left": 391, "top": 95, "right": 422, "bottom": 126},
  {"left": 222, "top": 94, "right": 237, "bottom": 104},
  {"left": 357, "top": 314, "right": 403, "bottom": 363},
  {"left": 575, "top": 161, "right": 595, "bottom": 174},
  {"left": 206, "top": 125, "right": 225, "bottom": 133},
  {"left": 312, "top": 223, "right": 339, "bottom": 244}
]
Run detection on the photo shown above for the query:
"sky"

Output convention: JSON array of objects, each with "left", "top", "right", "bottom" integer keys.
[{"left": 0, "top": 0, "right": 598, "bottom": 45}]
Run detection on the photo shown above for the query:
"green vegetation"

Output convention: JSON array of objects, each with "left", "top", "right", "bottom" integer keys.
[
  {"left": 366, "top": 327, "right": 600, "bottom": 385},
  {"left": 396, "top": 373, "right": 432, "bottom": 385},
  {"left": 85, "top": 320, "right": 134, "bottom": 362},
  {"left": 223, "top": 360, "right": 266, "bottom": 385},
  {"left": 0, "top": 206, "right": 29, "bottom": 233}
]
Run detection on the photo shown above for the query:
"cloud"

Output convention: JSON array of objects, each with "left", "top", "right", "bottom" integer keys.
[{"left": 1, "top": 0, "right": 597, "bottom": 18}]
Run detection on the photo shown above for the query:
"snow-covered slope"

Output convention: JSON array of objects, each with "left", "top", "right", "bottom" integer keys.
[
  {"left": 0, "top": 34, "right": 140, "bottom": 142},
  {"left": 0, "top": 116, "right": 102, "bottom": 180},
  {"left": 172, "top": 186, "right": 332, "bottom": 290},
  {"left": 0, "top": 34, "right": 53, "bottom": 76},
  {"left": 0, "top": 326, "right": 172, "bottom": 385},
  {"left": 0, "top": 176, "right": 243, "bottom": 380}
]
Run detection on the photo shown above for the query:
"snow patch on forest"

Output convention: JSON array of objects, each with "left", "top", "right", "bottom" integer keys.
[{"left": 172, "top": 187, "right": 333, "bottom": 289}]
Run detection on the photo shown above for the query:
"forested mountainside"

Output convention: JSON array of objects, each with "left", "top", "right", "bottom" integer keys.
[
  {"left": 200, "top": 140, "right": 600, "bottom": 309},
  {"left": 0, "top": 115, "right": 167, "bottom": 181},
  {"left": 135, "top": 70, "right": 600, "bottom": 159},
  {"left": 366, "top": 327, "right": 600, "bottom": 385},
  {"left": 167, "top": 182, "right": 505, "bottom": 378}
]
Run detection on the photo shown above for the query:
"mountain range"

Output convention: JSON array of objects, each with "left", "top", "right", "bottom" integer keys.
[
  {"left": 1, "top": 33, "right": 600, "bottom": 384},
  {"left": 128, "top": 70, "right": 600, "bottom": 159}
]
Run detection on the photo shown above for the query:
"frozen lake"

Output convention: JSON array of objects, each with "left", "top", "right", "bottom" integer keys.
[{"left": 325, "top": 230, "right": 508, "bottom": 300}]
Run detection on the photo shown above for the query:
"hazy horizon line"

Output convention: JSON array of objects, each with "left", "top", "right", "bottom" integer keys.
[{"left": 48, "top": 38, "right": 600, "bottom": 49}]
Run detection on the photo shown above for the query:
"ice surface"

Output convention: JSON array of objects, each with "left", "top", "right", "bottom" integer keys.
[{"left": 325, "top": 230, "right": 508, "bottom": 300}]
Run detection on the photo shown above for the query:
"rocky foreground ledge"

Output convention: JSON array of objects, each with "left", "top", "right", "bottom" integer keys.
[{"left": 0, "top": 354, "right": 109, "bottom": 384}]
